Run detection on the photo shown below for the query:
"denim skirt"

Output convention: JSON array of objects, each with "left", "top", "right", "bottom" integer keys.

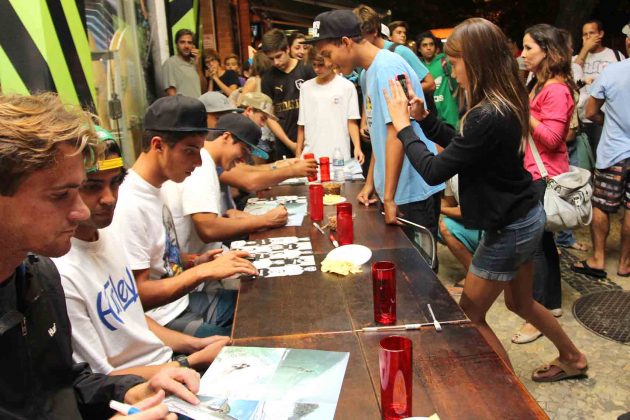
[{"left": 469, "top": 202, "right": 545, "bottom": 281}]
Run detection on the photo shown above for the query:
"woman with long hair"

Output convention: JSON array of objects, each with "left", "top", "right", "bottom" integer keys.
[
  {"left": 512, "top": 24, "right": 576, "bottom": 344},
  {"left": 384, "top": 18, "right": 587, "bottom": 382}
]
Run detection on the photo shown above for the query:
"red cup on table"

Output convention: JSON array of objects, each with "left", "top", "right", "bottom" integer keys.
[
  {"left": 309, "top": 183, "right": 324, "bottom": 222},
  {"left": 319, "top": 157, "right": 331, "bottom": 182},
  {"left": 336, "top": 202, "right": 353, "bottom": 245},
  {"left": 303, "top": 153, "right": 317, "bottom": 182},
  {"left": 379, "top": 336, "right": 413, "bottom": 420},
  {"left": 372, "top": 261, "right": 396, "bottom": 325}
]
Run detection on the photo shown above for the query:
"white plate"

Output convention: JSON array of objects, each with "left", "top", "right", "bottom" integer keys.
[
  {"left": 326, "top": 244, "right": 372, "bottom": 265},
  {"left": 324, "top": 196, "right": 347, "bottom": 206}
]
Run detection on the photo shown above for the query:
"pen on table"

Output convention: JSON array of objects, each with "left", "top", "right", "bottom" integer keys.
[
  {"left": 427, "top": 304, "right": 442, "bottom": 332},
  {"left": 362, "top": 323, "right": 424, "bottom": 332},
  {"left": 313, "top": 222, "right": 326, "bottom": 235},
  {"left": 109, "top": 400, "right": 140, "bottom": 415},
  {"left": 361, "top": 319, "right": 470, "bottom": 332},
  {"left": 329, "top": 233, "right": 339, "bottom": 248}
]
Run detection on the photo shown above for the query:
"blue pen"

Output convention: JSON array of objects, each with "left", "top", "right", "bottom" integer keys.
[{"left": 110, "top": 400, "right": 141, "bottom": 415}]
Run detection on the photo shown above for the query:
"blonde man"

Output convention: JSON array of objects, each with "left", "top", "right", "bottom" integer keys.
[{"left": 0, "top": 93, "right": 200, "bottom": 418}]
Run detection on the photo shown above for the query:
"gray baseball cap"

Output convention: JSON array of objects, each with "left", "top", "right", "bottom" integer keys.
[{"left": 198, "top": 91, "right": 243, "bottom": 114}]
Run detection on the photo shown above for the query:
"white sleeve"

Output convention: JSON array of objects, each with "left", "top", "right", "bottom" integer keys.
[
  {"left": 181, "top": 164, "right": 220, "bottom": 216},
  {"left": 444, "top": 178, "right": 454, "bottom": 197},
  {"left": 111, "top": 204, "right": 152, "bottom": 270},
  {"left": 297, "top": 84, "right": 306, "bottom": 126},
  {"left": 61, "top": 276, "right": 115, "bottom": 374},
  {"left": 346, "top": 82, "right": 361, "bottom": 120}
]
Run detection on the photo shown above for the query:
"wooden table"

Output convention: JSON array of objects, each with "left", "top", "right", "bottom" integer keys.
[{"left": 232, "top": 182, "right": 548, "bottom": 420}]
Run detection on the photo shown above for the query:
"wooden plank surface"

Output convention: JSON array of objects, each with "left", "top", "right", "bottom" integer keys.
[
  {"left": 250, "top": 182, "right": 412, "bottom": 251},
  {"left": 358, "top": 325, "right": 548, "bottom": 420},
  {"left": 232, "top": 182, "right": 547, "bottom": 420},
  {"left": 233, "top": 332, "right": 381, "bottom": 420}
]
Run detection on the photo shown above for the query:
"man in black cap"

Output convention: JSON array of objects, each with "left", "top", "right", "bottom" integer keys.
[
  {"left": 166, "top": 113, "right": 289, "bottom": 256},
  {"left": 111, "top": 95, "right": 257, "bottom": 338},
  {"left": 307, "top": 10, "right": 443, "bottom": 240}
]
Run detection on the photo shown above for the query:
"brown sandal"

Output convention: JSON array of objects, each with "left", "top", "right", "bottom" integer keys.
[{"left": 531, "top": 357, "right": 588, "bottom": 382}]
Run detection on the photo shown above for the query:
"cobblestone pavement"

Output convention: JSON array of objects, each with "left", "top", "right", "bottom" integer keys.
[{"left": 436, "top": 214, "right": 630, "bottom": 420}]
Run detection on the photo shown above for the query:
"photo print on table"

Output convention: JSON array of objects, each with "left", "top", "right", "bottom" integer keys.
[{"left": 230, "top": 237, "right": 316, "bottom": 278}]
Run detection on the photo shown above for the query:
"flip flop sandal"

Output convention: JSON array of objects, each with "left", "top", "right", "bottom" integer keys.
[
  {"left": 617, "top": 271, "right": 630, "bottom": 277},
  {"left": 531, "top": 357, "right": 588, "bottom": 383},
  {"left": 571, "top": 260, "right": 607, "bottom": 278},
  {"left": 511, "top": 328, "right": 542, "bottom": 344}
]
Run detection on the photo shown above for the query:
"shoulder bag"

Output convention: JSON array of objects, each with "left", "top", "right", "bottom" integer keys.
[{"left": 528, "top": 135, "right": 593, "bottom": 231}]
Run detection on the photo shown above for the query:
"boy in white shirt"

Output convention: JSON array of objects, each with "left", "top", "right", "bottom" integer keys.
[
  {"left": 164, "top": 113, "right": 288, "bottom": 255},
  {"left": 54, "top": 128, "right": 229, "bottom": 378},
  {"left": 112, "top": 96, "right": 257, "bottom": 338},
  {"left": 296, "top": 47, "right": 364, "bottom": 164}
]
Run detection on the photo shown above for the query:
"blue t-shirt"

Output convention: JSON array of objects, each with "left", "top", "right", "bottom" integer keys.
[
  {"left": 361, "top": 50, "right": 444, "bottom": 205},
  {"left": 383, "top": 40, "right": 429, "bottom": 81},
  {"left": 590, "top": 59, "right": 630, "bottom": 169}
]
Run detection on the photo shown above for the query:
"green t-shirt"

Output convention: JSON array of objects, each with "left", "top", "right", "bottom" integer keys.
[{"left": 423, "top": 53, "right": 459, "bottom": 129}]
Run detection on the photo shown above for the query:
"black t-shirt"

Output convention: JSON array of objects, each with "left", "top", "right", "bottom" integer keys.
[
  {"left": 211, "top": 69, "right": 241, "bottom": 91},
  {"left": 261, "top": 61, "right": 316, "bottom": 160}
]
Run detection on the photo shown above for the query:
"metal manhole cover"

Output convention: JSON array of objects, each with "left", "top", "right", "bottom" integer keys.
[{"left": 573, "top": 291, "right": 630, "bottom": 344}]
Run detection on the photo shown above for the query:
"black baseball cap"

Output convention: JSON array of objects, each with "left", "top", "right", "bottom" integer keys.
[
  {"left": 144, "top": 95, "right": 212, "bottom": 132},
  {"left": 215, "top": 113, "right": 269, "bottom": 160},
  {"left": 304, "top": 10, "right": 362, "bottom": 44}
]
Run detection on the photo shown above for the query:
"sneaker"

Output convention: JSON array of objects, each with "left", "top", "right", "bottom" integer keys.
[{"left": 550, "top": 308, "right": 563, "bottom": 317}]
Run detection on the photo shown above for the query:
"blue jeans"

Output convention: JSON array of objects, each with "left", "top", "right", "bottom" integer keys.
[{"left": 556, "top": 230, "right": 576, "bottom": 247}]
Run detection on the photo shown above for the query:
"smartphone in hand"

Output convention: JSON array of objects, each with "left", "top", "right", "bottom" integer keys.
[{"left": 396, "top": 74, "right": 409, "bottom": 99}]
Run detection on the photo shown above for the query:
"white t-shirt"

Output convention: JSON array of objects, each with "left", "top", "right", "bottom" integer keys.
[
  {"left": 444, "top": 174, "right": 459, "bottom": 204},
  {"left": 297, "top": 75, "right": 360, "bottom": 161},
  {"left": 53, "top": 228, "right": 172, "bottom": 374},
  {"left": 163, "top": 148, "right": 222, "bottom": 254},
  {"left": 575, "top": 47, "right": 624, "bottom": 122},
  {"left": 111, "top": 169, "right": 189, "bottom": 325}
]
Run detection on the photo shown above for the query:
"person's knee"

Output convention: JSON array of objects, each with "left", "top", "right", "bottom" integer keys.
[{"left": 459, "top": 297, "right": 486, "bottom": 324}]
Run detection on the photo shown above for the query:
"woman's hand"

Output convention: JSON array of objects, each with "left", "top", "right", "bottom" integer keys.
[{"left": 383, "top": 75, "right": 429, "bottom": 134}]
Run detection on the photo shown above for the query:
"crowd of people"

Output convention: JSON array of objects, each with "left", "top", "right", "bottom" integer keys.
[{"left": 1, "top": 3, "right": 629, "bottom": 418}]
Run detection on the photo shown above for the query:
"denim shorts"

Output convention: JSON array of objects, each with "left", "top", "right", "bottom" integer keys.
[{"left": 469, "top": 202, "right": 545, "bottom": 281}]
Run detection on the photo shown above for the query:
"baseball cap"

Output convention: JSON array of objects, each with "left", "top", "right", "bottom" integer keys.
[
  {"left": 239, "top": 92, "right": 279, "bottom": 122},
  {"left": 144, "top": 95, "right": 210, "bottom": 132},
  {"left": 622, "top": 22, "right": 630, "bottom": 37},
  {"left": 304, "top": 10, "right": 362, "bottom": 44},
  {"left": 381, "top": 24, "right": 391, "bottom": 38},
  {"left": 198, "top": 91, "right": 243, "bottom": 114},
  {"left": 87, "top": 125, "right": 124, "bottom": 173},
  {"left": 215, "top": 113, "right": 269, "bottom": 160}
]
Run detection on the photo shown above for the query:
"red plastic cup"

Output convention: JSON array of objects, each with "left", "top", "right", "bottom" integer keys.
[
  {"left": 372, "top": 261, "right": 396, "bottom": 325},
  {"left": 319, "top": 157, "right": 331, "bottom": 182},
  {"left": 303, "top": 153, "right": 317, "bottom": 182},
  {"left": 336, "top": 202, "right": 353, "bottom": 245},
  {"left": 309, "top": 183, "right": 324, "bottom": 222},
  {"left": 379, "top": 336, "right": 413, "bottom": 420}
]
